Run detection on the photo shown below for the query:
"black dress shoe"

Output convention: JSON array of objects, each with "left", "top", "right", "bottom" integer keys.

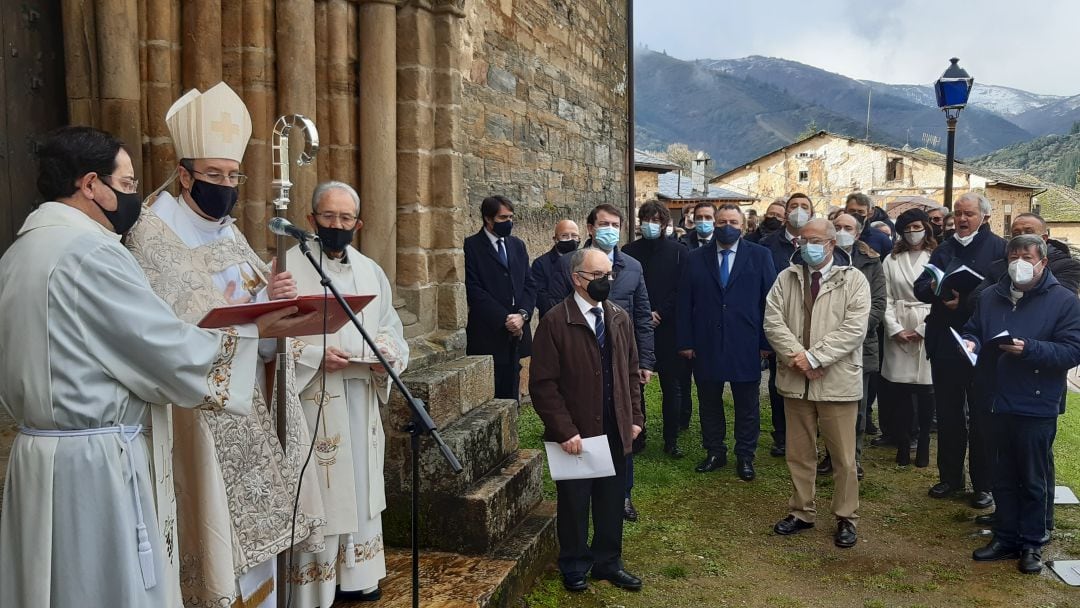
[
  {"left": 869, "top": 435, "right": 893, "bottom": 448},
  {"left": 592, "top": 568, "right": 642, "bottom": 591},
  {"left": 970, "top": 491, "right": 994, "bottom": 510},
  {"left": 663, "top": 443, "right": 685, "bottom": 459},
  {"left": 973, "top": 539, "right": 1020, "bottom": 561},
  {"left": 695, "top": 454, "right": 727, "bottom": 473},
  {"left": 856, "top": 463, "right": 864, "bottom": 481},
  {"left": 623, "top": 498, "right": 639, "bottom": 522},
  {"left": 834, "top": 519, "right": 857, "bottom": 548},
  {"left": 928, "top": 482, "right": 958, "bottom": 499},
  {"left": 817, "top": 455, "right": 833, "bottom": 474},
  {"left": 770, "top": 443, "right": 786, "bottom": 457},
  {"left": 865, "top": 421, "right": 880, "bottom": 436},
  {"left": 336, "top": 587, "right": 382, "bottom": 602},
  {"left": 736, "top": 458, "right": 755, "bottom": 481},
  {"left": 562, "top": 574, "right": 588, "bottom": 592},
  {"left": 974, "top": 513, "right": 996, "bottom": 526},
  {"left": 1018, "top": 549, "right": 1043, "bottom": 574},
  {"left": 773, "top": 515, "right": 814, "bottom": 535}
]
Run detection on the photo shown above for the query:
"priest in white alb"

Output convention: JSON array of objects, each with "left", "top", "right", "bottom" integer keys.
[
  {"left": 125, "top": 82, "right": 331, "bottom": 607},
  {"left": 0, "top": 126, "right": 309, "bottom": 607},
  {"left": 286, "top": 181, "right": 409, "bottom": 606}
]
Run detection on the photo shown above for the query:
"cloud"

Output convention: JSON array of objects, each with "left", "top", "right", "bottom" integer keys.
[{"left": 634, "top": 0, "right": 1080, "bottom": 96}]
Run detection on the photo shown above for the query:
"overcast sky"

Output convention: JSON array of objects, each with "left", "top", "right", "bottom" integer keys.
[{"left": 633, "top": 0, "right": 1080, "bottom": 97}]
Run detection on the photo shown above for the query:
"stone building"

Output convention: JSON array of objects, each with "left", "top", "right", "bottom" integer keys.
[
  {"left": 713, "top": 131, "right": 1042, "bottom": 234},
  {"left": 634, "top": 148, "right": 680, "bottom": 203},
  {"left": 0, "top": 0, "right": 630, "bottom": 605}
]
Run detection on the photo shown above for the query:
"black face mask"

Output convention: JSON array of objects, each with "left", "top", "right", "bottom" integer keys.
[
  {"left": 189, "top": 179, "right": 239, "bottom": 220},
  {"left": 762, "top": 216, "right": 782, "bottom": 231},
  {"left": 943, "top": 228, "right": 956, "bottom": 240},
  {"left": 931, "top": 223, "right": 944, "bottom": 237},
  {"left": 317, "top": 225, "right": 355, "bottom": 253},
  {"left": 555, "top": 239, "right": 578, "bottom": 254},
  {"left": 585, "top": 276, "right": 611, "bottom": 302},
  {"left": 492, "top": 219, "right": 513, "bottom": 238},
  {"left": 95, "top": 184, "right": 143, "bottom": 235}
]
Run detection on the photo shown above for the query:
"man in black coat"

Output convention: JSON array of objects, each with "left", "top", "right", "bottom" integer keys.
[
  {"left": 746, "top": 198, "right": 786, "bottom": 244},
  {"left": 464, "top": 195, "right": 537, "bottom": 400},
  {"left": 533, "top": 219, "right": 581, "bottom": 318},
  {"left": 845, "top": 192, "right": 894, "bottom": 258},
  {"left": 914, "top": 193, "right": 1006, "bottom": 508},
  {"left": 622, "top": 201, "right": 688, "bottom": 458}
]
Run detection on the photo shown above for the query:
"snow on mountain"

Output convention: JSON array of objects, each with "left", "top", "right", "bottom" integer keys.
[{"left": 862, "top": 81, "right": 1063, "bottom": 116}]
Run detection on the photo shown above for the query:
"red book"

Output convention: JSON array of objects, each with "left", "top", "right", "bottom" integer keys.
[{"left": 197, "top": 294, "right": 375, "bottom": 338}]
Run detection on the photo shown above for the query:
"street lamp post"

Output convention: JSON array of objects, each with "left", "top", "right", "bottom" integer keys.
[{"left": 935, "top": 58, "right": 974, "bottom": 211}]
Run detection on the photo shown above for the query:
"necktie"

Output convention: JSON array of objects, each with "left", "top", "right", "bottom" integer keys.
[
  {"left": 720, "top": 249, "right": 732, "bottom": 288},
  {"left": 591, "top": 307, "right": 606, "bottom": 349},
  {"left": 497, "top": 238, "right": 508, "bottom": 268},
  {"left": 811, "top": 271, "right": 822, "bottom": 301}
]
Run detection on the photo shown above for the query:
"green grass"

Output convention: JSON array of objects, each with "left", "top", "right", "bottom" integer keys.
[{"left": 518, "top": 379, "right": 1080, "bottom": 607}]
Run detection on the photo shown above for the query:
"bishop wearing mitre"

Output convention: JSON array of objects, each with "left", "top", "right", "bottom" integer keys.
[{"left": 125, "top": 82, "right": 327, "bottom": 608}]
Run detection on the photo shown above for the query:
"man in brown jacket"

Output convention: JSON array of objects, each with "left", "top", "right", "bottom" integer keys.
[{"left": 530, "top": 247, "right": 645, "bottom": 593}]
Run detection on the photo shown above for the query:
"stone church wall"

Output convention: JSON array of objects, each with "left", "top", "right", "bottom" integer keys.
[{"left": 459, "top": 0, "right": 630, "bottom": 256}]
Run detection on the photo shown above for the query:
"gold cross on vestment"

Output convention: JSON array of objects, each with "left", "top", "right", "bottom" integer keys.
[{"left": 210, "top": 111, "right": 241, "bottom": 143}]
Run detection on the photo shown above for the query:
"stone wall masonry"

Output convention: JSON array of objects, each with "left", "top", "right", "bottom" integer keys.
[{"left": 460, "top": 0, "right": 630, "bottom": 260}]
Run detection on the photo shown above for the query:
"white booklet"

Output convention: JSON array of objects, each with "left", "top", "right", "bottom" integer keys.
[
  {"left": 543, "top": 435, "right": 616, "bottom": 481},
  {"left": 950, "top": 327, "right": 978, "bottom": 366}
]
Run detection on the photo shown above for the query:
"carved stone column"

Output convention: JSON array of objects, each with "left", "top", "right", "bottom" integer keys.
[{"left": 358, "top": 0, "right": 398, "bottom": 288}]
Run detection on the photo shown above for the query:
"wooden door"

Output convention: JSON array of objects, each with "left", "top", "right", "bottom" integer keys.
[{"left": 0, "top": 0, "right": 67, "bottom": 255}]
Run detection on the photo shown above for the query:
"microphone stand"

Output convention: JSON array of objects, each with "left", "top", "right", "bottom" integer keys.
[{"left": 296, "top": 237, "right": 462, "bottom": 608}]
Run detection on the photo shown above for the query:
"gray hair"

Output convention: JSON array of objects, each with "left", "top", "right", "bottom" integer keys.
[
  {"left": 845, "top": 192, "right": 874, "bottom": 209},
  {"left": 311, "top": 180, "right": 361, "bottom": 215},
  {"left": 804, "top": 217, "right": 836, "bottom": 239},
  {"left": 570, "top": 246, "right": 607, "bottom": 274},
  {"left": 956, "top": 192, "right": 992, "bottom": 217},
  {"left": 1008, "top": 234, "right": 1047, "bottom": 260}
]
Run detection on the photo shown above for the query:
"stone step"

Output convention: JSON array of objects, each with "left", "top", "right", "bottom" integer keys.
[
  {"left": 386, "top": 354, "right": 494, "bottom": 433},
  {"left": 361, "top": 502, "right": 556, "bottom": 608},
  {"left": 384, "top": 449, "right": 544, "bottom": 554}
]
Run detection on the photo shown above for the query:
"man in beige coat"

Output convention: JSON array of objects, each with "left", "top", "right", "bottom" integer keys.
[{"left": 764, "top": 218, "right": 871, "bottom": 548}]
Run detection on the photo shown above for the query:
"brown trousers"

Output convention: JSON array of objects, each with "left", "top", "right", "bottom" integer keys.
[{"left": 785, "top": 398, "right": 860, "bottom": 524}]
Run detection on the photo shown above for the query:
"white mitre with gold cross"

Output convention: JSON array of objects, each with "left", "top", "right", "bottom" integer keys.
[{"left": 166, "top": 82, "right": 252, "bottom": 163}]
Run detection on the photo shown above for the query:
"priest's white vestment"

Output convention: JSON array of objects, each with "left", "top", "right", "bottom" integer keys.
[
  {"left": 0, "top": 203, "right": 260, "bottom": 608},
  {"left": 126, "top": 193, "right": 327, "bottom": 608},
  {"left": 285, "top": 242, "right": 408, "bottom": 606}
]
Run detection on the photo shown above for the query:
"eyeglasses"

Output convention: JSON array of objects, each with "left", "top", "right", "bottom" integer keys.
[
  {"left": 101, "top": 174, "right": 139, "bottom": 194},
  {"left": 576, "top": 270, "right": 616, "bottom": 281},
  {"left": 795, "top": 237, "right": 831, "bottom": 246},
  {"left": 315, "top": 212, "right": 358, "bottom": 226},
  {"left": 187, "top": 167, "right": 247, "bottom": 186}
]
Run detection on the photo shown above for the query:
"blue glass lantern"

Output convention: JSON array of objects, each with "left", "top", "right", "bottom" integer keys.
[{"left": 934, "top": 58, "right": 974, "bottom": 111}]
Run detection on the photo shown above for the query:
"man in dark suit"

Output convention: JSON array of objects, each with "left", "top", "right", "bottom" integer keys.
[
  {"left": 549, "top": 203, "right": 654, "bottom": 521},
  {"left": 464, "top": 195, "right": 537, "bottom": 400},
  {"left": 533, "top": 219, "right": 581, "bottom": 318},
  {"left": 915, "top": 192, "right": 1006, "bottom": 508},
  {"left": 679, "top": 201, "right": 712, "bottom": 251},
  {"left": 530, "top": 247, "right": 644, "bottom": 593},
  {"left": 623, "top": 201, "right": 688, "bottom": 458},
  {"left": 678, "top": 203, "right": 777, "bottom": 480},
  {"left": 845, "top": 192, "right": 895, "bottom": 258}
]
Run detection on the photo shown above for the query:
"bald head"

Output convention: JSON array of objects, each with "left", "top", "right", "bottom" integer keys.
[{"left": 802, "top": 217, "right": 836, "bottom": 240}]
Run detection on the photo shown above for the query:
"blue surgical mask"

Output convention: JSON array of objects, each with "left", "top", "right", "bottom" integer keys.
[
  {"left": 641, "top": 222, "right": 662, "bottom": 240},
  {"left": 695, "top": 221, "right": 714, "bottom": 237},
  {"left": 716, "top": 224, "right": 741, "bottom": 245},
  {"left": 594, "top": 226, "right": 620, "bottom": 250},
  {"left": 800, "top": 243, "right": 828, "bottom": 266}
]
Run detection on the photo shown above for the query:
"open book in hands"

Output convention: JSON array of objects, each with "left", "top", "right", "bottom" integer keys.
[{"left": 923, "top": 263, "right": 985, "bottom": 297}]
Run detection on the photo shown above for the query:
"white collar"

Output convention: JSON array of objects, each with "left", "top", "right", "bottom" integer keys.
[
  {"left": 574, "top": 291, "right": 602, "bottom": 318},
  {"left": 785, "top": 229, "right": 799, "bottom": 243},
  {"left": 811, "top": 259, "right": 835, "bottom": 280},
  {"left": 717, "top": 239, "right": 740, "bottom": 254},
  {"left": 17, "top": 201, "right": 121, "bottom": 241},
  {"left": 484, "top": 227, "right": 501, "bottom": 246}
]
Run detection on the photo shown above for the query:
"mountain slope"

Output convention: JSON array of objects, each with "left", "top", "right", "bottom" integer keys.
[
  {"left": 698, "top": 56, "right": 1034, "bottom": 158},
  {"left": 1013, "top": 94, "right": 1080, "bottom": 136},
  {"left": 973, "top": 131, "right": 1080, "bottom": 187},
  {"left": 865, "top": 81, "right": 1063, "bottom": 116}
]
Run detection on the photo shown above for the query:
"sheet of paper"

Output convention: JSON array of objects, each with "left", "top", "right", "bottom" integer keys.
[
  {"left": 1047, "top": 560, "right": 1080, "bottom": 586},
  {"left": 950, "top": 327, "right": 977, "bottom": 366},
  {"left": 543, "top": 435, "right": 616, "bottom": 481},
  {"left": 1056, "top": 485, "right": 1079, "bottom": 505}
]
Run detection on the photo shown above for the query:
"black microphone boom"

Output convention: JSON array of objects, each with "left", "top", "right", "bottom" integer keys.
[{"left": 268, "top": 217, "right": 318, "bottom": 241}]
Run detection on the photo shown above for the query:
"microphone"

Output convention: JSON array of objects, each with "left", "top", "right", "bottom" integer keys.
[{"left": 268, "top": 217, "right": 318, "bottom": 241}]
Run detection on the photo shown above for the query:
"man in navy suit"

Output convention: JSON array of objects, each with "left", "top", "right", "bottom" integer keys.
[
  {"left": 678, "top": 203, "right": 777, "bottom": 481},
  {"left": 464, "top": 195, "right": 537, "bottom": 400},
  {"left": 533, "top": 219, "right": 581, "bottom": 318}
]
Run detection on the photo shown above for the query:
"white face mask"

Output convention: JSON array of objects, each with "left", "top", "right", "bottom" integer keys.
[
  {"left": 903, "top": 230, "right": 926, "bottom": 246},
  {"left": 953, "top": 232, "right": 975, "bottom": 247},
  {"left": 789, "top": 208, "right": 811, "bottom": 229},
  {"left": 1008, "top": 259, "right": 1041, "bottom": 286},
  {"left": 835, "top": 231, "right": 856, "bottom": 248}
]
